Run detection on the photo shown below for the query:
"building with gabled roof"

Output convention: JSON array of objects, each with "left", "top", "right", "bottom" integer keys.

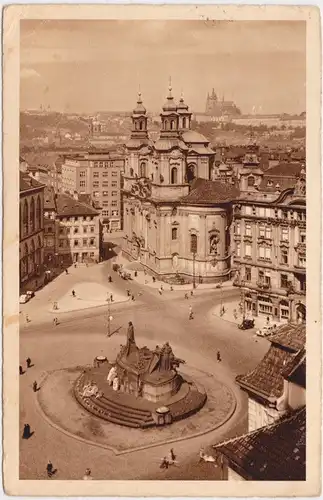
[
  {"left": 236, "top": 323, "right": 305, "bottom": 432},
  {"left": 213, "top": 406, "right": 305, "bottom": 481}
]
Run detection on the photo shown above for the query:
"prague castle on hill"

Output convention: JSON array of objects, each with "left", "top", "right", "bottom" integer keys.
[{"left": 205, "top": 88, "right": 241, "bottom": 117}]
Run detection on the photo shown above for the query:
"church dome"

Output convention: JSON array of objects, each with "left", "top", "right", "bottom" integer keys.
[
  {"left": 162, "top": 85, "right": 177, "bottom": 113},
  {"left": 133, "top": 92, "right": 146, "bottom": 115},
  {"left": 177, "top": 95, "right": 189, "bottom": 112},
  {"left": 181, "top": 130, "right": 209, "bottom": 144}
]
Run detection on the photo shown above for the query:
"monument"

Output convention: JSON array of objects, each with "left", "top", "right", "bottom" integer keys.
[{"left": 74, "top": 323, "right": 207, "bottom": 428}]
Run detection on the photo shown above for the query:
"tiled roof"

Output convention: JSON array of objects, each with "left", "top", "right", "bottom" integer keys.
[
  {"left": 78, "top": 194, "right": 93, "bottom": 206},
  {"left": 282, "top": 348, "right": 306, "bottom": 388},
  {"left": 236, "top": 324, "right": 305, "bottom": 401},
  {"left": 259, "top": 162, "right": 305, "bottom": 192},
  {"left": 20, "top": 172, "right": 45, "bottom": 193},
  {"left": 56, "top": 194, "right": 98, "bottom": 217},
  {"left": 181, "top": 178, "right": 240, "bottom": 205},
  {"left": 213, "top": 407, "right": 305, "bottom": 480},
  {"left": 270, "top": 323, "right": 306, "bottom": 351}
]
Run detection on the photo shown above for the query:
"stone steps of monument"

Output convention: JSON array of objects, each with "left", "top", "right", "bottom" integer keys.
[
  {"left": 100, "top": 393, "right": 152, "bottom": 417},
  {"left": 91, "top": 396, "right": 154, "bottom": 428},
  {"left": 99, "top": 395, "right": 152, "bottom": 421}
]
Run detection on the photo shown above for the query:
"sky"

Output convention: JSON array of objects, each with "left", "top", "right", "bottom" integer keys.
[{"left": 20, "top": 20, "right": 306, "bottom": 115}]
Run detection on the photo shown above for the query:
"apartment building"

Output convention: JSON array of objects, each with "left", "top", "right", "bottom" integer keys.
[
  {"left": 232, "top": 163, "right": 306, "bottom": 324},
  {"left": 55, "top": 194, "right": 101, "bottom": 265},
  {"left": 61, "top": 152, "right": 125, "bottom": 231}
]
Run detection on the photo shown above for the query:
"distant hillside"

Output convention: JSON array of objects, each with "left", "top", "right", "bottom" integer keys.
[{"left": 20, "top": 112, "right": 89, "bottom": 140}]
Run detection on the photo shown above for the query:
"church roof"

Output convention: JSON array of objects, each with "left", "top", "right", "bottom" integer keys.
[
  {"left": 189, "top": 146, "right": 214, "bottom": 155},
  {"left": 154, "top": 138, "right": 188, "bottom": 152},
  {"left": 181, "top": 130, "right": 209, "bottom": 144},
  {"left": 181, "top": 178, "right": 240, "bottom": 205}
]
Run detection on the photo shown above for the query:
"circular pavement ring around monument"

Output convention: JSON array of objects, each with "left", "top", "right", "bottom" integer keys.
[{"left": 35, "top": 365, "right": 237, "bottom": 456}]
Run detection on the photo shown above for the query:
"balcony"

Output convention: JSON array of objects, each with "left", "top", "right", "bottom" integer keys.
[{"left": 256, "top": 281, "right": 271, "bottom": 292}]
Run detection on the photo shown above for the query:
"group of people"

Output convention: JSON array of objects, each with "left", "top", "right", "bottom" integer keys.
[
  {"left": 19, "top": 357, "right": 32, "bottom": 375},
  {"left": 160, "top": 449, "right": 177, "bottom": 469}
]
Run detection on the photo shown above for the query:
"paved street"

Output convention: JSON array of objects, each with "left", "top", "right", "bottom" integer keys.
[{"left": 20, "top": 258, "right": 269, "bottom": 480}]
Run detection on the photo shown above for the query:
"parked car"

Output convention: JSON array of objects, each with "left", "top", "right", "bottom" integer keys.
[
  {"left": 256, "top": 324, "right": 277, "bottom": 337},
  {"left": 19, "top": 290, "right": 35, "bottom": 304},
  {"left": 238, "top": 318, "right": 255, "bottom": 330}
]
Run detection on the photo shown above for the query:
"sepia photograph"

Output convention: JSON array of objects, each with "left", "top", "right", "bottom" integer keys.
[{"left": 2, "top": 5, "right": 321, "bottom": 497}]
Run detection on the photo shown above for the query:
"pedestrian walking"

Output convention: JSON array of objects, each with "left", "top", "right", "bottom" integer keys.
[
  {"left": 127, "top": 289, "right": 131, "bottom": 297},
  {"left": 83, "top": 468, "right": 93, "bottom": 480},
  {"left": 160, "top": 284, "right": 164, "bottom": 291},
  {"left": 152, "top": 276, "right": 156, "bottom": 283},
  {"left": 32, "top": 381, "right": 38, "bottom": 392},
  {"left": 26, "top": 357, "right": 32, "bottom": 369},
  {"left": 160, "top": 457, "right": 169, "bottom": 469},
  {"left": 170, "top": 448, "right": 176, "bottom": 462},
  {"left": 65, "top": 268, "right": 69, "bottom": 275},
  {"left": 72, "top": 289, "right": 76, "bottom": 297},
  {"left": 158, "top": 288, "right": 163, "bottom": 296},
  {"left": 266, "top": 316, "right": 270, "bottom": 325},
  {"left": 131, "top": 294, "right": 135, "bottom": 301},
  {"left": 134, "top": 271, "right": 138, "bottom": 277},
  {"left": 19, "top": 365, "right": 24, "bottom": 375},
  {"left": 190, "top": 290, "right": 194, "bottom": 297},
  {"left": 110, "top": 294, "right": 113, "bottom": 302},
  {"left": 217, "top": 350, "right": 221, "bottom": 362},
  {"left": 74, "top": 263, "right": 77, "bottom": 268},
  {"left": 170, "top": 286, "right": 174, "bottom": 291},
  {"left": 46, "top": 460, "right": 54, "bottom": 478},
  {"left": 26, "top": 314, "right": 30, "bottom": 323},
  {"left": 108, "top": 275, "right": 112, "bottom": 283},
  {"left": 22, "top": 423, "right": 31, "bottom": 439},
  {"left": 189, "top": 306, "right": 194, "bottom": 320},
  {"left": 184, "top": 292, "right": 188, "bottom": 300},
  {"left": 233, "top": 309, "right": 238, "bottom": 320},
  {"left": 53, "top": 317, "right": 58, "bottom": 326}
]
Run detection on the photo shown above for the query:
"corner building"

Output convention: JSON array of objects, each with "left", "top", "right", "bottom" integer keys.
[{"left": 122, "top": 88, "right": 237, "bottom": 283}]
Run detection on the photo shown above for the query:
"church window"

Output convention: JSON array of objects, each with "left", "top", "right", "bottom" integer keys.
[
  {"left": 190, "top": 233, "right": 197, "bottom": 254},
  {"left": 171, "top": 167, "right": 178, "bottom": 184},
  {"left": 170, "top": 120, "right": 175, "bottom": 130},
  {"left": 139, "top": 162, "right": 146, "bottom": 178},
  {"left": 248, "top": 176, "right": 255, "bottom": 187},
  {"left": 139, "top": 121, "right": 143, "bottom": 131},
  {"left": 172, "top": 228, "right": 178, "bottom": 240},
  {"left": 182, "top": 117, "right": 186, "bottom": 129}
]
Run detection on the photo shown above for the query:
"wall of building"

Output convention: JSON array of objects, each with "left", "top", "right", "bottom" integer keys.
[
  {"left": 56, "top": 214, "right": 100, "bottom": 265},
  {"left": 248, "top": 398, "right": 280, "bottom": 432},
  {"left": 19, "top": 188, "right": 45, "bottom": 292},
  {"left": 228, "top": 468, "right": 246, "bottom": 481},
  {"left": 233, "top": 198, "right": 306, "bottom": 323}
]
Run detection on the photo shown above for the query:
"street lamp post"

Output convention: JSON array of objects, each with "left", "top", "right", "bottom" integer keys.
[
  {"left": 106, "top": 298, "right": 113, "bottom": 337},
  {"left": 240, "top": 279, "right": 245, "bottom": 321},
  {"left": 192, "top": 251, "right": 196, "bottom": 289}
]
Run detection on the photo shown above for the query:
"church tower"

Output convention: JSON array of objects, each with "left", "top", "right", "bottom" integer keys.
[
  {"left": 160, "top": 83, "right": 179, "bottom": 138},
  {"left": 177, "top": 93, "right": 192, "bottom": 131},
  {"left": 130, "top": 91, "right": 148, "bottom": 142}
]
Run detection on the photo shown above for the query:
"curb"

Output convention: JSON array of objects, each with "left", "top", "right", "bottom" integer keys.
[
  {"left": 48, "top": 296, "right": 131, "bottom": 315},
  {"left": 35, "top": 367, "right": 237, "bottom": 457}
]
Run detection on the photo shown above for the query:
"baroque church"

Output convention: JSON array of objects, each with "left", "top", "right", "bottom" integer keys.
[{"left": 122, "top": 86, "right": 239, "bottom": 283}]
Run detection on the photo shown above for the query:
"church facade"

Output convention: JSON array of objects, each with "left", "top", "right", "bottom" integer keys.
[{"left": 122, "top": 87, "right": 239, "bottom": 283}]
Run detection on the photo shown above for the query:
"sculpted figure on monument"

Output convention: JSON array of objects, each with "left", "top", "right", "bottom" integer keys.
[{"left": 125, "top": 321, "right": 136, "bottom": 356}]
